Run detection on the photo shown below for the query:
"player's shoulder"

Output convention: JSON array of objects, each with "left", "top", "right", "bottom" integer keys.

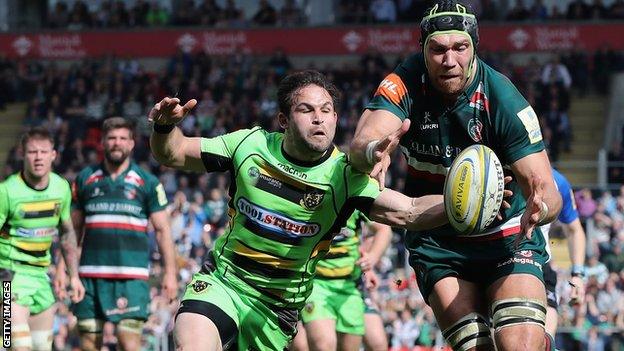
[
  {"left": 1, "top": 173, "right": 19, "bottom": 186},
  {"left": 127, "top": 162, "right": 159, "bottom": 185},
  {"left": 49, "top": 172, "right": 71, "bottom": 190},
  {"left": 479, "top": 59, "right": 522, "bottom": 99},
  {"left": 395, "top": 53, "right": 426, "bottom": 78},
  {"left": 76, "top": 164, "right": 102, "bottom": 182}
]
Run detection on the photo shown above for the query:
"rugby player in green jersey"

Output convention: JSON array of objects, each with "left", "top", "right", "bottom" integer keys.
[
  {"left": 149, "top": 70, "right": 448, "bottom": 350},
  {"left": 59, "top": 117, "right": 178, "bottom": 351},
  {"left": 291, "top": 210, "right": 392, "bottom": 351},
  {"left": 350, "top": 1, "right": 562, "bottom": 350},
  {"left": 0, "top": 127, "right": 84, "bottom": 351}
]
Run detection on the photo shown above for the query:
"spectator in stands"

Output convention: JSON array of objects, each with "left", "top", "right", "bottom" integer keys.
[
  {"left": 576, "top": 188, "right": 598, "bottom": 224},
  {"left": 198, "top": 0, "right": 222, "bottom": 26},
  {"left": 506, "top": 0, "right": 530, "bottom": 20},
  {"left": 541, "top": 55, "right": 572, "bottom": 91},
  {"left": 279, "top": 0, "right": 305, "bottom": 27},
  {"left": 603, "top": 241, "right": 624, "bottom": 274},
  {"left": 339, "top": 0, "right": 370, "bottom": 24},
  {"left": 370, "top": 0, "right": 397, "bottom": 23},
  {"left": 47, "top": 1, "right": 70, "bottom": 28},
  {"left": 253, "top": 0, "right": 278, "bottom": 26},
  {"left": 586, "top": 255, "right": 610, "bottom": 286},
  {"left": 588, "top": 0, "right": 608, "bottom": 20},
  {"left": 146, "top": 2, "right": 169, "bottom": 27},
  {"left": 610, "top": 0, "right": 624, "bottom": 19},
  {"left": 530, "top": 0, "right": 549, "bottom": 21},
  {"left": 567, "top": 0, "right": 590, "bottom": 20}
]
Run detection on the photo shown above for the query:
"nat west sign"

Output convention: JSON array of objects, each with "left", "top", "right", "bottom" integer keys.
[{"left": 2, "top": 23, "right": 623, "bottom": 59}]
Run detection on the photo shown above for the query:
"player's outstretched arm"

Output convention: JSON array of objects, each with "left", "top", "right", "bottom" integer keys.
[
  {"left": 350, "top": 109, "right": 407, "bottom": 189},
  {"left": 149, "top": 97, "right": 205, "bottom": 171},
  {"left": 368, "top": 189, "right": 446, "bottom": 231},
  {"left": 512, "top": 150, "right": 562, "bottom": 241},
  {"left": 564, "top": 218, "right": 587, "bottom": 304}
]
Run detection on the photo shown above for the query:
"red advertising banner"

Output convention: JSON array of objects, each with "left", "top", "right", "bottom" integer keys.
[{"left": 1, "top": 23, "right": 623, "bottom": 60}]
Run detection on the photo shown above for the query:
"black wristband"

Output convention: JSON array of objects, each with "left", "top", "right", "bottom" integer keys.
[{"left": 153, "top": 123, "right": 175, "bottom": 134}]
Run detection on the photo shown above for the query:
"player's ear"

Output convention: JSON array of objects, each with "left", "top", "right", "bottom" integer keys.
[
  {"left": 51, "top": 149, "right": 57, "bottom": 161},
  {"left": 277, "top": 112, "right": 289, "bottom": 130}
]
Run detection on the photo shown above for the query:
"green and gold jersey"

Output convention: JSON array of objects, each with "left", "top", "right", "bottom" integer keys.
[
  {"left": 0, "top": 172, "right": 71, "bottom": 274},
  {"left": 72, "top": 162, "right": 168, "bottom": 280},
  {"left": 315, "top": 210, "right": 367, "bottom": 281},
  {"left": 201, "top": 127, "right": 380, "bottom": 309},
  {"left": 367, "top": 53, "right": 544, "bottom": 241}
]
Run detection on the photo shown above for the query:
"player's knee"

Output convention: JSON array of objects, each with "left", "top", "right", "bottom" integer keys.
[
  {"left": 11, "top": 324, "right": 32, "bottom": 350},
  {"left": 77, "top": 318, "right": 104, "bottom": 335},
  {"left": 441, "top": 313, "right": 493, "bottom": 351},
  {"left": 308, "top": 332, "right": 336, "bottom": 351},
  {"left": 118, "top": 318, "right": 144, "bottom": 335},
  {"left": 491, "top": 298, "right": 547, "bottom": 351},
  {"left": 30, "top": 330, "right": 53, "bottom": 351}
]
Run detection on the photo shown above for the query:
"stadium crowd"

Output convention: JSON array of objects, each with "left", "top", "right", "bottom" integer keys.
[
  {"left": 40, "top": 0, "right": 624, "bottom": 30},
  {"left": 1, "top": 44, "right": 624, "bottom": 349}
]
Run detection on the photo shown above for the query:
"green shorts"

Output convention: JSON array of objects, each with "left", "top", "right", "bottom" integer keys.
[
  {"left": 2, "top": 269, "right": 55, "bottom": 315},
  {"left": 177, "top": 268, "right": 298, "bottom": 350},
  {"left": 73, "top": 277, "right": 149, "bottom": 323},
  {"left": 301, "top": 279, "right": 365, "bottom": 335},
  {"left": 407, "top": 230, "right": 548, "bottom": 304}
]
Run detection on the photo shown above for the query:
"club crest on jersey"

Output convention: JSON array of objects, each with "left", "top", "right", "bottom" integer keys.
[
  {"left": 304, "top": 302, "right": 315, "bottom": 313},
  {"left": 467, "top": 119, "right": 483, "bottom": 142},
  {"left": 301, "top": 190, "right": 324, "bottom": 210},
  {"left": 192, "top": 280, "right": 210, "bottom": 293},
  {"left": 248, "top": 167, "right": 260, "bottom": 179},
  {"left": 469, "top": 82, "right": 490, "bottom": 113},
  {"left": 116, "top": 297, "right": 128, "bottom": 309},
  {"left": 124, "top": 186, "right": 137, "bottom": 200}
]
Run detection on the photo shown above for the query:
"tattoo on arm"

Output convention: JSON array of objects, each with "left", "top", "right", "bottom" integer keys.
[{"left": 60, "top": 220, "right": 80, "bottom": 277}]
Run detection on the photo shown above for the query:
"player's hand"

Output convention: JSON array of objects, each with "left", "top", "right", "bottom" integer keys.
[
  {"left": 53, "top": 270, "right": 68, "bottom": 301},
  {"left": 516, "top": 174, "right": 545, "bottom": 248},
  {"left": 369, "top": 119, "right": 411, "bottom": 190},
  {"left": 148, "top": 97, "right": 197, "bottom": 126},
  {"left": 162, "top": 272, "right": 178, "bottom": 301},
  {"left": 69, "top": 275, "right": 86, "bottom": 303},
  {"left": 364, "top": 270, "right": 379, "bottom": 290},
  {"left": 356, "top": 248, "right": 375, "bottom": 272},
  {"left": 497, "top": 176, "right": 514, "bottom": 220},
  {"left": 568, "top": 276, "right": 585, "bottom": 306}
]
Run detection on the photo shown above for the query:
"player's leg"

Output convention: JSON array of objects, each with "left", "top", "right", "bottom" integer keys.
[
  {"left": 302, "top": 281, "right": 338, "bottom": 351},
  {"left": 488, "top": 274, "right": 549, "bottom": 351},
  {"left": 175, "top": 312, "right": 223, "bottom": 351},
  {"left": 335, "top": 286, "right": 365, "bottom": 351},
  {"left": 428, "top": 277, "right": 494, "bottom": 351},
  {"left": 289, "top": 321, "right": 309, "bottom": 351},
  {"left": 336, "top": 333, "right": 361, "bottom": 351},
  {"left": 116, "top": 319, "right": 144, "bottom": 351},
  {"left": 74, "top": 278, "right": 103, "bottom": 351},
  {"left": 27, "top": 306, "right": 55, "bottom": 351},
  {"left": 10, "top": 303, "right": 32, "bottom": 351},
  {"left": 363, "top": 312, "right": 387, "bottom": 351},
  {"left": 542, "top": 264, "right": 559, "bottom": 337},
  {"left": 174, "top": 270, "right": 240, "bottom": 351},
  {"left": 27, "top": 273, "right": 57, "bottom": 351}
]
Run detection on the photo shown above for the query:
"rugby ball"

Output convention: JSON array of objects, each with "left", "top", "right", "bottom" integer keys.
[{"left": 443, "top": 144, "right": 505, "bottom": 236}]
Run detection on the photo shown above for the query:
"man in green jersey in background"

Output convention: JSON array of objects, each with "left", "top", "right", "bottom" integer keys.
[
  {"left": 65, "top": 117, "right": 178, "bottom": 351},
  {"left": 0, "top": 127, "right": 84, "bottom": 351},
  {"left": 148, "top": 70, "right": 448, "bottom": 350},
  {"left": 293, "top": 210, "right": 391, "bottom": 351},
  {"left": 350, "top": 1, "right": 562, "bottom": 350}
]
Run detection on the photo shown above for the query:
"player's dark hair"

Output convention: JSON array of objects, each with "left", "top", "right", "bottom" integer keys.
[
  {"left": 102, "top": 116, "right": 135, "bottom": 139},
  {"left": 21, "top": 126, "right": 54, "bottom": 149},
  {"left": 277, "top": 70, "right": 341, "bottom": 117}
]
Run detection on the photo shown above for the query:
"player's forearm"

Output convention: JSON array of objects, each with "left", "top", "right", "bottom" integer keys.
[
  {"left": 150, "top": 126, "right": 189, "bottom": 168},
  {"left": 564, "top": 219, "right": 586, "bottom": 267},
  {"left": 60, "top": 220, "right": 80, "bottom": 278},
  {"left": 370, "top": 190, "right": 446, "bottom": 231},
  {"left": 539, "top": 190, "right": 563, "bottom": 225},
  {"left": 366, "top": 224, "right": 392, "bottom": 265},
  {"left": 349, "top": 135, "right": 374, "bottom": 174},
  {"left": 155, "top": 228, "right": 177, "bottom": 276}
]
